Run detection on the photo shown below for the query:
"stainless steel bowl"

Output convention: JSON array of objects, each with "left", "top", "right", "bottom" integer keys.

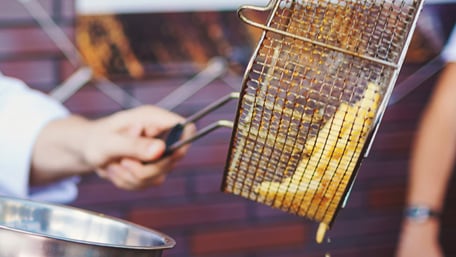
[{"left": 0, "top": 196, "right": 175, "bottom": 257}]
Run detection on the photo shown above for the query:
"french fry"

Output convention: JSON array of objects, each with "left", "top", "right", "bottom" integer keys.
[{"left": 316, "top": 223, "right": 329, "bottom": 244}]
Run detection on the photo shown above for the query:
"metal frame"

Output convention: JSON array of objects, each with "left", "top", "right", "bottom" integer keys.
[{"left": 226, "top": 0, "right": 426, "bottom": 227}]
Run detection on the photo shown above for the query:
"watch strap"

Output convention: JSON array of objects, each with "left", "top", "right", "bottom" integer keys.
[{"left": 404, "top": 205, "right": 440, "bottom": 222}]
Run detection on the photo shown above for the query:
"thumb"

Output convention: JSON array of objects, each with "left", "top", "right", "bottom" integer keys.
[{"left": 102, "top": 134, "right": 166, "bottom": 162}]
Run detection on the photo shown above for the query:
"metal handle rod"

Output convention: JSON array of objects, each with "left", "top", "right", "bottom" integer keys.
[
  {"left": 94, "top": 77, "right": 144, "bottom": 108},
  {"left": 183, "top": 92, "right": 240, "bottom": 126},
  {"left": 166, "top": 120, "right": 234, "bottom": 154},
  {"left": 49, "top": 67, "right": 93, "bottom": 101},
  {"left": 237, "top": 1, "right": 398, "bottom": 69},
  {"left": 159, "top": 92, "right": 239, "bottom": 156},
  {"left": 143, "top": 92, "right": 240, "bottom": 161},
  {"left": 143, "top": 120, "right": 234, "bottom": 164},
  {"left": 155, "top": 57, "right": 229, "bottom": 110}
]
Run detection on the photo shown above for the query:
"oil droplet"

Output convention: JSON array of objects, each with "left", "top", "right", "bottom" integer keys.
[{"left": 325, "top": 237, "right": 332, "bottom": 257}]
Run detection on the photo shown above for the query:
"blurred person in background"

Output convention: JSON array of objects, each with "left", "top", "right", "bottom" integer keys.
[
  {"left": 0, "top": 72, "right": 195, "bottom": 203},
  {"left": 396, "top": 24, "right": 456, "bottom": 257}
]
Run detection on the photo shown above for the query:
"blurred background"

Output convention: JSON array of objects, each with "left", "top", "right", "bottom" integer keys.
[{"left": 0, "top": 0, "right": 455, "bottom": 256}]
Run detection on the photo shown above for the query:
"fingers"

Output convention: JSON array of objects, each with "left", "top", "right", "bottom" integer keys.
[
  {"left": 94, "top": 133, "right": 166, "bottom": 165},
  {"left": 97, "top": 123, "right": 195, "bottom": 190},
  {"left": 110, "top": 105, "right": 186, "bottom": 137},
  {"left": 97, "top": 157, "right": 175, "bottom": 190},
  {"left": 93, "top": 105, "right": 195, "bottom": 162},
  {"left": 90, "top": 105, "right": 196, "bottom": 191}
]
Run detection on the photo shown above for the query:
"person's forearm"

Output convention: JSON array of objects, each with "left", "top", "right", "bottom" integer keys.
[
  {"left": 406, "top": 63, "right": 456, "bottom": 212},
  {"left": 30, "top": 115, "right": 94, "bottom": 186},
  {"left": 408, "top": 108, "right": 456, "bottom": 211},
  {"left": 395, "top": 64, "right": 456, "bottom": 257}
]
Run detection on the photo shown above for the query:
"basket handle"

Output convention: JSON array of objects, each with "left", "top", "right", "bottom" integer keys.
[
  {"left": 237, "top": 0, "right": 276, "bottom": 32},
  {"left": 143, "top": 92, "right": 239, "bottom": 163}
]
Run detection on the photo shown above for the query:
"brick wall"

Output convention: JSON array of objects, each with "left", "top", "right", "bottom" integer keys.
[{"left": 1, "top": 1, "right": 455, "bottom": 257}]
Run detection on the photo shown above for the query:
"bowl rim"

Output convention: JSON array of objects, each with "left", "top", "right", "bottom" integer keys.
[{"left": 0, "top": 196, "right": 176, "bottom": 250}]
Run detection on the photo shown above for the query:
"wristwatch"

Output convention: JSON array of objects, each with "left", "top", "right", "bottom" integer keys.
[{"left": 405, "top": 205, "right": 440, "bottom": 222}]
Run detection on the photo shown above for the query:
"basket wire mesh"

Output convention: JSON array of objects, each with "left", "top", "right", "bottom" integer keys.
[{"left": 220, "top": 0, "right": 424, "bottom": 237}]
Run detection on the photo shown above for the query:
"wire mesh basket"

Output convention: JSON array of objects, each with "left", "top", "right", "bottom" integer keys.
[{"left": 218, "top": 0, "right": 424, "bottom": 239}]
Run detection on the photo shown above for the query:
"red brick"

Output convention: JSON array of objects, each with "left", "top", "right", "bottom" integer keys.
[
  {"left": 369, "top": 130, "right": 413, "bottom": 152},
  {"left": 63, "top": 85, "right": 124, "bottom": 114},
  {"left": 329, "top": 214, "right": 402, "bottom": 239},
  {"left": 62, "top": 0, "right": 76, "bottom": 20},
  {"left": 251, "top": 202, "right": 307, "bottom": 220},
  {"left": 132, "top": 77, "right": 197, "bottom": 105},
  {"left": 191, "top": 222, "right": 307, "bottom": 255},
  {"left": 382, "top": 102, "right": 425, "bottom": 122},
  {"left": 72, "top": 175, "right": 187, "bottom": 206},
  {"left": 179, "top": 78, "right": 239, "bottom": 106},
  {"left": 0, "top": 0, "right": 53, "bottom": 21},
  {"left": 192, "top": 169, "right": 225, "bottom": 195},
  {"left": 0, "top": 59, "right": 56, "bottom": 89},
  {"left": 158, "top": 233, "right": 189, "bottom": 257},
  {"left": 129, "top": 201, "right": 248, "bottom": 229},
  {"left": 0, "top": 26, "right": 74, "bottom": 57},
  {"left": 367, "top": 185, "right": 405, "bottom": 211},
  {"left": 132, "top": 77, "right": 238, "bottom": 114},
  {"left": 58, "top": 59, "right": 80, "bottom": 80},
  {"left": 177, "top": 144, "right": 230, "bottom": 167},
  {"left": 357, "top": 159, "right": 408, "bottom": 181},
  {"left": 303, "top": 243, "right": 394, "bottom": 257},
  {"left": 336, "top": 189, "right": 363, "bottom": 209}
]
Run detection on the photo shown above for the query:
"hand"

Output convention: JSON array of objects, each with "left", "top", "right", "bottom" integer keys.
[
  {"left": 31, "top": 105, "right": 195, "bottom": 190},
  {"left": 396, "top": 219, "right": 443, "bottom": 257},
  {"left": 84, "top": 106, "right": 195, "bottom": 190}
]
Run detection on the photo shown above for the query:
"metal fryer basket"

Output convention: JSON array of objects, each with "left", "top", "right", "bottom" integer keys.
[{"left": 218, "top": 0, "right": 424, "bottom": 232}]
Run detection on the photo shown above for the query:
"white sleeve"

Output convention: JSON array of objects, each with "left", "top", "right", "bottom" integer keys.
[
  {"left": 0, "top": 74, "right": 79, "bottom": 203},
  {"left": 442, "top": 25, "right": 456, "bottom": 63}
]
